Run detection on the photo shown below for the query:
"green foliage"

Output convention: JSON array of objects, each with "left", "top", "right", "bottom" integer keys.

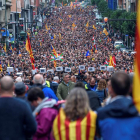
[{"left": 91, "top": 0, "right": 136, "bottom": 36}]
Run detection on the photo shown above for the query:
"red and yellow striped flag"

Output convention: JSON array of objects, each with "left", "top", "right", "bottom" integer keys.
[
  {"left": 26, "top": 34, "right": 35, "bottom": 70},
  {"left": 53, "top": 108, "right": 97, "bottom": 140},
  {"left": 133, "top": 2, "right": 140, "bottom": 112},
  {"left": 54, "top": 60, "right": 57, "bottom": 68}
]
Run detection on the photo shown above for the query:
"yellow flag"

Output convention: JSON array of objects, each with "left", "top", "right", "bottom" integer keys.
[
  {"left": 54, "top": 34, "right": 56, "bottom": 39},
  {"left": 133, "top": 1, "right": 140, "bottom": 112},
  {"left": 3, "top": 43, "right": 6, "bottom": 52},
  {"left": 68, "top": 15, "right": 71, "bottom": 18},
  {"left": 72, "top": 23, "right": 76, "bottom": 27},
  {"left": 103, "top": 28, "right": 108, "bottom": 36},
  {"left": 45, "top": 24, "right": 48, "bottom": 30},
  {"left": 59, "top": 33, "right": 61, "bottom": 40},
  {"left": 93, "top": 25, "right": 96, "bottom": 30},
  {"left": 86, "top": 22, "right": 89, "bottom": 28}
]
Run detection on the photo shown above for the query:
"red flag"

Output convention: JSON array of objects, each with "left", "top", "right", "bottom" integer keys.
[
  {"left": 26, "top": 34, "right": 35, "bottom": 70},
  {"left": 112, "top": 56, "right": 116, "bottom": 67}
]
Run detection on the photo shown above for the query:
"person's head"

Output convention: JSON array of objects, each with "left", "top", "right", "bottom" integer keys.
[
  {"left": 75, "top": 82, "right": 85, "bottom": 89},
  {"left": 33, "top": 74, "right": 44, "bottom": 85},
  {"left": 28, "top": 87, "right": 45, "bottom": 107},
  {"left": 0, "top": 76, "right": 14, "bottom": 95},
  {"left": 71, "top": 75, "right": 76, "bottom": 83},
  {"left": 64, "top": 87, "right": 90, "bottom": 120},
  {"left": 110, "top": 72, "right": 130, "bottom": 97},
  {"left": 15, "top": 82, "right": 26, "bottom": 96},
  {"left": 53, "top": 76, "right": 59, "bottom": 83},
  {"left": 15, "top": 77, "right": 22, "bottom": 83},
  {"left": 63, "top": 73, "right": 70, "bottom": 84},
  {"left": 97, "top": 79, "right": 106, "bottom": 90},
  {"left": 90, "top": 77, "right": 96, "bottom": 87}
]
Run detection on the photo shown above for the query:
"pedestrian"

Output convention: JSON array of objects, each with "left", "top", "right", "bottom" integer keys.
[
  {"left": 56, "top": 73, "right": 74, "bottom": 100},
  {"left": 96, "top": 72, "right": 140, "bottom": 140},
  {"left": 0, "top": 76, "right": 36, "bottom": 139},
  {"left": 51, "top": 76, "right": 59, "bottom": 95},
  {"left": 28, "top": 87, "right": 58, "bottom": 140},
  {"left": 53, "top": 88, "right": 97, "bottom": 140}
]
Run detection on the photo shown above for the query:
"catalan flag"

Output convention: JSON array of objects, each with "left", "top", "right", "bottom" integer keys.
[
  {"left": 45, "top": 24, "right": 48, "bottom": 30},
  {"left": 54, "top": 60, "right": 57, "bottom": 68},
  {"left": 53, "top": 108, "right": 97, "bottom": 140},
  {"left": 26, "top": 34, "right": 35, "bottom": 70},
  {"left": 133, "top": 2, "right": 140, "bottom": 113},
  {"left": 8, "top": 61, "right": 10, "bottom": 67},
  {"left": 103, "top": 28, "right": 108, "bottom": 36},
  {"left": 0, "top": 60, "right": 2, "bottom": 72},
  {"left": 51, "top": 45, "right": 57, "bottom": 57},
  {"left": 109, "top": 56, "right": 113, "bottom": 66},
  {"left": 93, "top": 25, "right": 96, "bottom": 30}
]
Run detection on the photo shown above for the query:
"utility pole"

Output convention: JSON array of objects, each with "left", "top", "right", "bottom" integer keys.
[
  {"left": 24, "top": 0, "right": 26, "bottom": 33},
  {"left": 5, "top": 0, "right": 7, "bottom": 48},
  {"left": 16, "top": 0, "right": 19, "bottom": 48}
]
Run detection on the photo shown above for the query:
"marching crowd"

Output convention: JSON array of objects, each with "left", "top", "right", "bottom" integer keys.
[{"left": 0, "top": 5, "right": 138, "bottom": 140}]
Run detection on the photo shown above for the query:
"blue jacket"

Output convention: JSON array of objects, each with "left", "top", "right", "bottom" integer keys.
[
  {"left": 97, "top": 97, "right": 140, "bottom": 140},
  {"left": 42, "top": 87, "right": 58, "bottom": 101},
  {"left": 95, "top": 89, "right": 105, "bottom": 103}
]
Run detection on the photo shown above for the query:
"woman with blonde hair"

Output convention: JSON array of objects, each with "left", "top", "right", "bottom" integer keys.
[
  {"left": 96, "top": 79, "right": 107, "bottom": 103},
  {"left": 53, "top": 88, "right": 97, "bottom": 140}
]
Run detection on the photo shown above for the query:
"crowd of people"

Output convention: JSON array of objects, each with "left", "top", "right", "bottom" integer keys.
[
  {"left": 0, "top": 5, "right": 138, "bottom": 140},
  {"left": 0, "top": 5, "right": 134, "bottom": 81}
]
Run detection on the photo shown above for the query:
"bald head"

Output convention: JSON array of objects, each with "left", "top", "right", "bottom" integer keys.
[
  {"left": 33, "top": 74, "right": 44, "bottom": 84},
  {"left": 0, "top": 76, "right": 14, "bottom": 93}
]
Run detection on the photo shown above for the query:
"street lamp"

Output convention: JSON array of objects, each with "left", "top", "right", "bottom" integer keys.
[{"left": 104, "top": 17, "right": 108, "bottom": 23}]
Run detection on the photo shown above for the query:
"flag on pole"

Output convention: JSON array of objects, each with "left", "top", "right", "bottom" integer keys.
[
  {"left": 104, "top": 59, "right": 109, "bottom": 66},
  {"left": 26, "top": 37, "right": 29, "bottom": 52},
  {"left": 103, "top": 28, "right": 108, "bottom": 36},
  {"left": 86, "top": 50, "right": 90, "bottom": 57},
  {"left": 133, "top": 2, "right": 140, "bottom": 113},
  {"left": 93, "top": 25, "right": 96, "bottom": 30},
  {"left": 51, "top": 53, "right": 63, "bottom": 61},
  {"left": 54, "top": 60, "right": 57, "bottom": 68},
  {"left": 92, "top": 35, "right": 95, "bottom": 43},
  {"left": 51, "top": 45, "right": 57, "bottom": 57},
  {"left": 86, "top": 21, "right": 89, "bottom": 28},
  {"left": 26, "top": 34, "right": 35, "bottom": 70},
  {"left": 3, "top": 43, "right": 6, "bottom": 52},
  {"left": 109, "top": 56, "right": 113, "bottom": 66},
  {"left": 112, "top": 56, "right": 116, "bottom": 67},
  {"left": 19, "top": 50, "right": 22, "bottom": 57},
  {"left": 59, "top": 33, "right": 61, "bottom": 40},
  {"left": 0, "top": 60, "right": 2, "bottom": 72}
]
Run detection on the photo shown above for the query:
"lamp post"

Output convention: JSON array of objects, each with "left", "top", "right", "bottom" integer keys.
[{"left": 5, "top": 0, "right": 7, "bottom": 48}]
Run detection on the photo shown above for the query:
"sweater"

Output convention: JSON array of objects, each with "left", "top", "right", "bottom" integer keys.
[{"left": 0, "top": 97, "right": 37, "bottom": 140}]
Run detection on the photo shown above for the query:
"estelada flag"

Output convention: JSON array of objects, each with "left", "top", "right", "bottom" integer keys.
[
  {"left": 53, "top": 108, "right": 97, "bottom": 140},
  {"left": 0, "top": 60, "right": 2, "bottom": 72},
  {"left": 133, "top": 2, "right": 140, "bottom": 112}
]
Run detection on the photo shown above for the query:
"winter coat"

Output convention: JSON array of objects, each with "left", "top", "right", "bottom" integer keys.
[
  {"left": 56, "top": 81, "right": 75, "bottom": 100},
  {"left": 97, "top": 97, "right": 140, "bottom": 140},
  {"left": 95, "top": 89, "right": 105, "bottom": 103},
  {"left": 33, "top": 98, "right": 58, "bottom": 140}
]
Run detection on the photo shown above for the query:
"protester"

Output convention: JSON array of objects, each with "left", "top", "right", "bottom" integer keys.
[
  {"left": 0, "top": 76, "right": 36, "bottom": 139},
  {"left": 95, "top": 79, "right": 107, "bottom": 103},
  {"left": 96, "top": 72, "right": 140, "bottom": 140},
  {"left": 53, "top": 88, "right": 97, "bottom": 140},
  {"left": 56, "top": 73, "right": 74, "bottom": 100},
  {"left": 87, "top": 77, "right": 97, "bottom": 91},
  {"left": 28, "top": 87, "right": 58, "bottom": 140},
  {"left": 75, "top": 82, "right": 101, "bottom": 110},
  {"left": 51, "top": 76, "right": 59, "bottom": 95},
  {"left": 31, "top": 74, "right": 58, "bottom": 101}
]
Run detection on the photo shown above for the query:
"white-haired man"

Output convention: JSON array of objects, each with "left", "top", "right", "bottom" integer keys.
[{"left": 29, "top": 74, "right": 58, "bottom": 101}]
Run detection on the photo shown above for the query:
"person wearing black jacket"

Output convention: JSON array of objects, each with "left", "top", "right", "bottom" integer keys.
[
  {"left": 75, "top": 82, "right": 101, "bottom": 111},
  {"left": 51, "top": 76, "right": 59, "bottom": 95}
]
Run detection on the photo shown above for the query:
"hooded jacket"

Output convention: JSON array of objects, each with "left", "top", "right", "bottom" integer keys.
[
  {"left": 33, "top": 98, "right": 58, "bottom": 140},
  {"left": 56, "top": 81, "right": 74, "bottom": 100},
  {"left": 97, "top": 96, "right": 140, "bottom": 140}
]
